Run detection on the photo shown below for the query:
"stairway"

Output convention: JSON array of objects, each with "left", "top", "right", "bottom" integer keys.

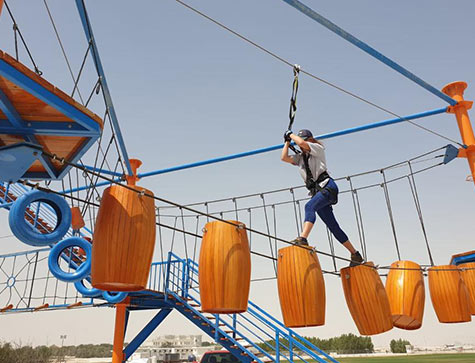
[{"left": 144, "top": 252, "right": 340, "bottom": 363}]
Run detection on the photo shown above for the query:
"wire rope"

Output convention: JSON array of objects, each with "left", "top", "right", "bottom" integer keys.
[{"left": 173, "top": 0, "right": 464, "bottom": 147}]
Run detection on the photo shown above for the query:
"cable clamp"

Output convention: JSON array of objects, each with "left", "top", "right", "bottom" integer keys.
[{"left": 293, "top": 64, "right": 301, "bottom": 75}]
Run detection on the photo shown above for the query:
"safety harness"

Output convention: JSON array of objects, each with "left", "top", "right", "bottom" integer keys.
[{"left": 302, "top": 151, "right": 338, "bottom": 204}]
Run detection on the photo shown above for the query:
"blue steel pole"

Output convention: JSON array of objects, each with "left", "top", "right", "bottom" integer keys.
[
  {"left": 63, "top": 106, "right": 448, "bottom": 193},
  {"left": 74, "top": 0, "right": 133, "bottom": 176},
  {"left": 136, "top": 106, "right": 448, "bottom": 178},
  {"left": 281, "top": 0, "right": 457, "bottom": 106}
]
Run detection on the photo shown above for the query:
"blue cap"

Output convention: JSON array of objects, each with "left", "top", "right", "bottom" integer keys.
[{"left": 297, "top": 129, "right": 313, "bottom": 140}]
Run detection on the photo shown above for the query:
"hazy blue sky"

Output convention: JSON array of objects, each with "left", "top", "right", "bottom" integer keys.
[{"left": 1, "top": 0, "right": 475, "bottom": 350}]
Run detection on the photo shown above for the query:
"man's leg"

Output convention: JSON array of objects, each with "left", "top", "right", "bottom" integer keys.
[{"left": 317, "top": 205, "right": 364, "bottom": 266}]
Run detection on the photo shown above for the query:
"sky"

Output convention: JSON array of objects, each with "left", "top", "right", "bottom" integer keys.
[{"left": 1, "top": 0, "right": 475, "bottom": 351}]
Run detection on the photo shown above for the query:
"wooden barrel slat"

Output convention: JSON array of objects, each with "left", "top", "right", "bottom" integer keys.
[
  {"left": 277, "top": 245, "right": 325, "bottom": 328},
  {"left": 199, "top": 221, "right": 251, "bottom": 313},
  {"left": 428, "top": 265, "right": 471, "bottom": 323},
  {"left": 341, "top": 263, "right": 393, "bottom": 335},
  {"left": 460, "top": 262, "right": 475, "bottom": 315},
  {"left": 385, "top": 260, "right": 425, "bottom": 330},
  {"left": 92, "top": 185, "right": 156, "bottom": 291}
]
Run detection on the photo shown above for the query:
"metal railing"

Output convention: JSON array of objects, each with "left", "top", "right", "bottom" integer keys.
[{"left": 162, "top": 252, "right": 339, "bottom": 363}]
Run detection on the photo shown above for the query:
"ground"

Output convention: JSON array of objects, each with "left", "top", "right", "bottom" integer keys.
[{"left": 336, "top": 353, "right": 475, "bottom": 363}]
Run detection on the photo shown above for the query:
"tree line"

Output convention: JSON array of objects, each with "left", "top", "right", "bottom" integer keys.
[
  {"left": 0, "top": 342, "right": 113, "bottom": 363},
  {"left": 257, "top": 333, "right": 374, "bottom": 354}
]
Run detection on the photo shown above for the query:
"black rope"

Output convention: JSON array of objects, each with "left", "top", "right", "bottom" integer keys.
[
  {"left": 407, "top": 161, "right": 435, "bottom": 266},
  {"left": 381, "top": 170, "right": 401, "bottom": 260},
  {"left": 354, "top": 189, "right": 368, "bottom": 260},
  {"left": 326, "top": 227, "right": 337, "bottom": 272},
  {"left": 156, "top": 209, "right": 167, "bottom": 285},
  {"left": 28, "top": 150, "right": 451, "bottom": 269},
  {"left": 4, "top": 1, "right": 42, "bottom": 75},
  {"left": 232, "top": 198, "right": 238, "bottom": 220},
  {"left": 180, "top": 207, "right": 189, "bottom": 262},
  {"left": 71, "top": 43, "right": 92, "bottom": 102},
  {"left": 158, "top": 146, "right": 447, "bottom": 210},
  {"left": 272, "top": 204, "right": 278, "bottom": 270},
  {"left": 289, "top": 188, "right": 301, "bottom": 236},
  {"left": 260, "top": 194, "right": 277, "bottom": 275},
  {"left": 43, "top": 0, "right": 85, "bottom": 104},
  {"left": 173, "top": 0, "right": 464, "bottom": 148},
  {"left": 286, "top": 65, "right": 301, "bottom": 155},
  {"left": 248, "top": 208, "right": 252, "bottom": 250},
  {"left": 347, "top": 176, "right": 367, "bottom": 260}
]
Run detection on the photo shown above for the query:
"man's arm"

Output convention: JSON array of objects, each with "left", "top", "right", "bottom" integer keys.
[
  {"left": 281, "top": 141, "right": 296, "bottom": 165},
  {"left": 289, "top": 133, "right": 310, "bottom": 153}
]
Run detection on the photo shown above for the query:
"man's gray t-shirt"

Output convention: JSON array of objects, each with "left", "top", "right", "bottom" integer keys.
[{"left": 292, "top": 142, "right": 329, "bottom": 188}]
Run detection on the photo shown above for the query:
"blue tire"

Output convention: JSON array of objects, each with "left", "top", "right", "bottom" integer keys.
[
  {"left": 102, "top": 291, "right": 128, "bottom": 304},
  {"left": 74, "top": 278, "right": 102, "bottom": 298},
  {"left": 48, "top": 237, "right": 91, "bottom": 283},
  {"left": 9, "top": 190, "right": 72, "bottom": 247}
]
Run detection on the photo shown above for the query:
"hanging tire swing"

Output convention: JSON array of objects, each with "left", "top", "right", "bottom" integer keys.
[
  {"left": 74, "top": 278, "right": 102, "bottom": 298},
  {"left": 48, "top": 237, "right": 92, "bottom": 282},
  {"left": 9, "top": 190, "right": 71, "bottom": 246},
  {"left": 102, "top": 291, "right": 128, "bottom": 304}
]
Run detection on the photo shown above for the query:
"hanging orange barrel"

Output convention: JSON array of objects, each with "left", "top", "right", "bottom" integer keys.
[
  {"left": 460, "top": 262, "right": 475, "bottom": 315},
  {"left": 385, "top": 260, "right": 425, "bottom": 330},
  {"left": 341, "top": 262, "right": 393, "bottom": 335},
  {"left": 199, "top": 220, "right": 251, "bottom": 313},
  {"left": 277, "top": 245, "right": 325, "bottom": 328},
  {"left": 428, "top": 265, "right": 471, "bottom": 323},
  {"left": 92, "top": 160, "right": 156, "bottom": 291}
]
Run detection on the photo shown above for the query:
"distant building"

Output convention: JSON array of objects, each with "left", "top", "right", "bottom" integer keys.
[{"left": 129, "top": 335, "right": 212, "bottom": 363}]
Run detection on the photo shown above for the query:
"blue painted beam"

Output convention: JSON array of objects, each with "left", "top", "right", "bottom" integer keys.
[
  {"left": 75, "top": 0, "right": 133, "bottom": 176},
  {"left": 280, "top": 0, "right": 457, "bottom": 106},
  {"left": 124, "top": 309, "right": 172, "bottom": 360},
  {"left": 0, "top": 120, "right": 91, "bottom": 135},
  {"left": 0, "top": 89, "right": 24, "bottom": 127},
  {"left": 63, "top": 106, "right": 449, "bottom": 193},
  {"left": 0, "top": 89, "right": 58, "bottom": 179},
  {"left": 82, "top": 164, "right": 124, "bottom": 178},
  {"left": 137, "top": 106, "right": 448, "bottom": 178}
]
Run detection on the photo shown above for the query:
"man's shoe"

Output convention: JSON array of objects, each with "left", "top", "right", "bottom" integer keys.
[
  {"left": 291, "top": 237, "right": 308, "bottom": 246},
  {"left": 349, "top": 251, "right": 364, "bottom": 267}
]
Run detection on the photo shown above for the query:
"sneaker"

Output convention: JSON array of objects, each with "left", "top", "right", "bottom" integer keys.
[
  {"left": 349, "top": 251, "right": 364, "bottom": 267},
  {"left": 291, "top": 237, "right": 308, "bottom": 246}
]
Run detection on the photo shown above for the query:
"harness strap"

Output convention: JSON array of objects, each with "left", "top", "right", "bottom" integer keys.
[{"left": 302, "top": 153, "right": 337, "bottom": 203}]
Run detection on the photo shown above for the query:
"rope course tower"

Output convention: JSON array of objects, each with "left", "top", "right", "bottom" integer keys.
[{"left": 0, "top": 1, "right": 474, "bottom": 363}]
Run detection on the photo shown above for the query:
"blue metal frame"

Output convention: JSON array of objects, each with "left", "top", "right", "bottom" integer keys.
[
  {"left": 63, "top": 105, "right": 449, "bottom": 194},
  {"left": 74, "top": 0, "right": 133, "bottom": 176},
  {"left": 123, "top": 308, "right": 172, "bottom": 360},
  {"left": 136, "top": 106, "right": 448, "bottom": 178},
  {"left": 161, "top": 252, "right": 340, "bottom": 363},
  {"left": 280, "top": 0, "right": 457, "bottom": 106},
  {"left": 0, "top": 58, "right": 102, "bottom": 180}
]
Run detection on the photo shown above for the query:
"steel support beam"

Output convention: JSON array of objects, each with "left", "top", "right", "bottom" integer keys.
[
  {"left": 281, "top": 0, "right": 457, "bottom": 105},
  {"left": 75, "top": 0, "right": 133, "bottom": 176},
  {"left": 123, "top": 308, "right": 172, "bottom": 361}
]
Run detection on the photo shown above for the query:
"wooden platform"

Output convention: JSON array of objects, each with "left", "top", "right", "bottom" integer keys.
[{"left": 0, "top": 50, "right": 103, "bottom": 180}]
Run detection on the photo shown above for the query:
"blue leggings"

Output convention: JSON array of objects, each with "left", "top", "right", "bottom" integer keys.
[{"left": 304, "top": 178, "right": 349, "bottom": 244}]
